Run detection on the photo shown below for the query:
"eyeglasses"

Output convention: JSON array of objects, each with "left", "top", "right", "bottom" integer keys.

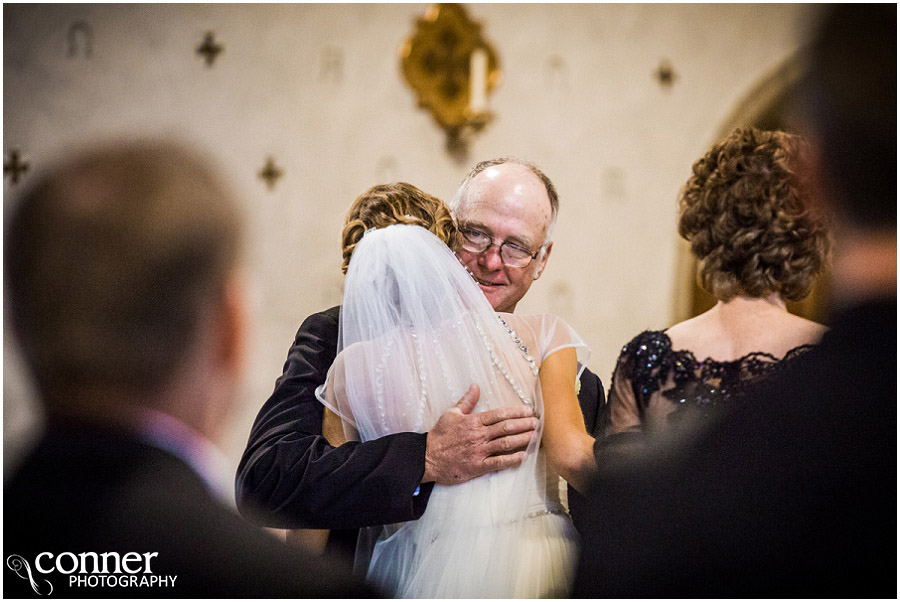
[{"left": 458, "top": 227, "right": 540, "bottom": 268}]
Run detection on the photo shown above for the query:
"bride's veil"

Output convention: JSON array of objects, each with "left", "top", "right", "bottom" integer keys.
[
  {"left": 317, "top": 224, "right": 548, "bottom": 595},
  {"left": 323, "top": 224, "right": 540, "bottom": 437}
]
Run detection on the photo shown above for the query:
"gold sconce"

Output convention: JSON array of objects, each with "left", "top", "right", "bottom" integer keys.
[{"left": 400, "top": 4, "right": 501, "bottom": 161}]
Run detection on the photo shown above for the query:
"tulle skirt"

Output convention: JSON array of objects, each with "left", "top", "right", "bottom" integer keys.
[{"left": 365, "top": 500, "right": 579, "bottom": 598}]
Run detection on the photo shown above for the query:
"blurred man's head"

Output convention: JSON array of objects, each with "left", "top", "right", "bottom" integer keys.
[
  {"left": 5, "top": 140, "right": 245, "bottom": 436},
  {"left": 791, "top": 4, "right": 896, "bottom": 304},
  {"left": 795, "top": 4, "right": 896, "bottom": 233},
  {"left": 450, "top": 159, "right": 558, "bottom": 313}
]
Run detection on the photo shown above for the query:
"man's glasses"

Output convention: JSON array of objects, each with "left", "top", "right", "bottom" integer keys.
[{"left": 458, "top": 227, "right": 539, "bottom": 268}]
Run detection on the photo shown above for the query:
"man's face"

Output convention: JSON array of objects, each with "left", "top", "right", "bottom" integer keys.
[{"left": 454, "top": 164, "right": 553, "bottom": 313}]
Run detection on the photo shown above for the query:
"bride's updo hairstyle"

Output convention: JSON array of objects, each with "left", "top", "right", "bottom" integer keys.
[
  {"left": 678, "top": 127, "right": 829, "bottom": 301},
  {"left": 341, "top": 182, "right": 460, "bottom": 274}
]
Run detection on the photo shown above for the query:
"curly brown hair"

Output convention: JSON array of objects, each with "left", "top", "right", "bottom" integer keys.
[
  {"left": 341, "top": 182, "right": 459, "bottom": 274},
  {"left": 678, "top": 127, "right": 829, "bottom": 301}
]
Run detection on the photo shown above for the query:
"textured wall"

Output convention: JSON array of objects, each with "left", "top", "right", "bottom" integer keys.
[{"left": 3, "top": 3, "right": 816, "bottom": 478}]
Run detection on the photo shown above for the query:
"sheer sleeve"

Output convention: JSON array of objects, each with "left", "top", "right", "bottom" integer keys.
[
  {"left": 528, "top": 314, "right": 591, "bottom": 380},
  {"left": 316, "top": 351, "right": 360, "bottom": 443},
  {"left": 524, "top": 313, "right": 597, "bottom": 492},
  {"left": 604, "top": 331, "right": 672, "bottom": 437},
  {"left": 605, "top": 350, "right": 643, "bottom": 436}
]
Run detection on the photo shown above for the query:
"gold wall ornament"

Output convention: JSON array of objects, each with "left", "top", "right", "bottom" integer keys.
[{"left": 400, "top": 4, "right": 500, "bottom": 161}]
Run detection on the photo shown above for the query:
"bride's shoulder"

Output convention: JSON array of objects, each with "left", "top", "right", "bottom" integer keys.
[{"left": 507, "top": 314, "right": 588, "bottom": 350}]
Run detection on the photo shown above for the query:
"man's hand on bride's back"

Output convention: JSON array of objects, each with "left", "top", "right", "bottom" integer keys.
[{"left": 422, "top": 384, "right": 539, "bottom": 485}]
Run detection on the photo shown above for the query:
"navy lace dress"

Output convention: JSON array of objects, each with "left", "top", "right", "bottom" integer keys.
[{"left": 605, "top": 330, "right": 816, "bottom": 435}]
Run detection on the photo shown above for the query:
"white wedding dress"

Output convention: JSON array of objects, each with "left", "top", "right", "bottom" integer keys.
[{"left": 317, "top": 225, "right": 589, "bottom": 598}]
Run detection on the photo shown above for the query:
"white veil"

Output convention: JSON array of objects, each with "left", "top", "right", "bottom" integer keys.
[
  {"left": 323, "top": 224, "right": 540, "bottom": 435},
  {"left": 317, "top": 224, "right": 566, "bottom": 597}
]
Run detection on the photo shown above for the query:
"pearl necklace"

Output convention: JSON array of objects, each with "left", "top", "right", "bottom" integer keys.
[
  {"left": 498, "top": 317, "right": 539, "bottom": 377},
  {"left": 472, "top": 316, "right": 538, "bottom": 407}
]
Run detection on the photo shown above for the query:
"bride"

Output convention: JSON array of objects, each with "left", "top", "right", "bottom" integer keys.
[{"left": 317, "top": 186, "right": 596, "bottom": 598}]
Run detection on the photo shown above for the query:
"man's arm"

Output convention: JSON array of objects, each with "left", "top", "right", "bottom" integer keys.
[
  {"left": 568, "top": 366, "right": 606, "bottom": 531},
  {"left": 577, "top": 366, "right": 607, "bottom": 438},
  {"left": 235, "top": 307, "right": 537, "bottom": 530},
  {"left": 235, "top": 308, "right": 430, "bottom": 529}
]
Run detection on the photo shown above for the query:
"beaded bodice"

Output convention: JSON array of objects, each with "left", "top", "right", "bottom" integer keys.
[{"left": 607, "top": 330, "right": 816, "bottom": 433}]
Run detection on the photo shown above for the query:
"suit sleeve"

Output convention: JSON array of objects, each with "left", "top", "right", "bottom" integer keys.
[
  {"left": 577, "top": 367, "right": 606, "bottom": 438},
  {"left": 235, "top": 309, "right": 434, "bottom": 530},
  {"left": 568, "top": 367, "right": 605, "bottom": 532}
]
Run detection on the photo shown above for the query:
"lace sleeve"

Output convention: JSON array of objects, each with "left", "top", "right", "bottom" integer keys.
[
  {"left": 605, "top": 349, "right": 643, "bottom": 436},
  {"left": 604, "top": 330, "right": 672, "bottom": 436}
]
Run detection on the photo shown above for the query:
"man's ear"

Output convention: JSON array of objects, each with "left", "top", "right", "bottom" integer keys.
[
  {"left": 533, "top": 241, "right": 553, "bottom": 280},
  {"left": 217, "top": 273, "right": 247, "bottom": 382}
]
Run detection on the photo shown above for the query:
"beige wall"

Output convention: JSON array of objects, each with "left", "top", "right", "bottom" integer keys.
[{"left": 3, "top": 3, "right": 818, "bottom": 480}]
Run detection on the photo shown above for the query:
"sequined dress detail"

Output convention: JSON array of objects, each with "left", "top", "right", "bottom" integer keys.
[{"left": 606, "top": 330, "right": 816, "bottom": 434}]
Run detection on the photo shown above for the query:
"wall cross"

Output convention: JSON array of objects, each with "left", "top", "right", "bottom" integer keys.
[
  {"left": 258, "top": 157, "right": 283, "bottom": 191},
  {"left": 4, "top": 150, "right": 30, "bottom": 185},
  {"left": 196, "top": 32, "right": 223, "bottom": 67}
]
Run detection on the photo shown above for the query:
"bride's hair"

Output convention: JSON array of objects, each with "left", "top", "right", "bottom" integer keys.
[{"left": 340, "top": 182, "right": 460, "bottom": 274}]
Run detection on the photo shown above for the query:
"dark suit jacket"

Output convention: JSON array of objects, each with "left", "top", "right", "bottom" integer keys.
[
  {"left": 573, "top": 296, "right": 897, "bottom": 598},
  {"left": 4, "top": 423, "right": 374, "bottom": 598},
  {"left": 236, "top": 306, "right": 606, "bottom": 559}
]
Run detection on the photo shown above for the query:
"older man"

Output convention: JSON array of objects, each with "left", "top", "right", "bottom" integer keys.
[
  {"left": 236, "top": 160, "right": 605, "bottom": 560},
  {"left": 3, "top": 140, "right": 372, "bottom": 598},
  {"left": 451, "top": 159, "right": 606, "bottom": 524},
  {"left": 450, "top": 159, "right": 556, "bottom": 313},
  {"left": 451, "top": 160, "right": 605, "bottom": 429}
]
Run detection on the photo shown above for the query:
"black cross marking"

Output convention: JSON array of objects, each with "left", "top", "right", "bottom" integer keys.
[
  {"left": 258, "top": 157, "right": 283, "bottom": 191},
  {"left": 4, "top": 150, "right": 30, "bottom": 185},
  {"left": 655, "top": 59, "right": 677, "bottom": 88},
  {"left": 197, "top": 32, "right": 223, "bottom": 68}
]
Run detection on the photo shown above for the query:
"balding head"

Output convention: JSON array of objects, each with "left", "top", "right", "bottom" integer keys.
[
  {"left": 450, "top": 158, "right": 559, "bottom": 313},
  {"left": 451, "top": 158, "right": 558, "bottom": 244}
]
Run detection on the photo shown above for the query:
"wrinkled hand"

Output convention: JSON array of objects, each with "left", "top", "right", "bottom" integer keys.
[{"left": 422, "top": 384, "right": 539, "bottom": 485}]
